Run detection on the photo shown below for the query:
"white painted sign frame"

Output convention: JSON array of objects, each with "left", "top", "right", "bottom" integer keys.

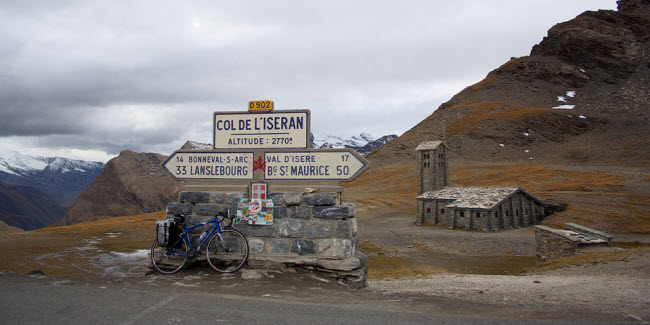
[{"left": 213, "top": 110, "right": 311, "bottom": 150}]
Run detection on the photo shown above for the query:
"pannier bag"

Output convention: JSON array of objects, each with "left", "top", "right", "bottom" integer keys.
[{"left": 156, "top": 220, "right": 173, "bottom": 246}]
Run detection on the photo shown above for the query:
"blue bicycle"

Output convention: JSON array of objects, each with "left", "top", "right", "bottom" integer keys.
[{"left": 151, "top": 211, "right": 249, "bottom": 274}]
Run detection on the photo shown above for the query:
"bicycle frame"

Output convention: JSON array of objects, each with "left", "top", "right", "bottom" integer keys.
[{"left": 166, "top": 217, "right": 225, "bottom": 257}]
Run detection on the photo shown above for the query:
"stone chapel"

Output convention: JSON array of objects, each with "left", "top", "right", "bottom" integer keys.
[{"left": 415, "top": 141, "right": 548, "bottom": 231}]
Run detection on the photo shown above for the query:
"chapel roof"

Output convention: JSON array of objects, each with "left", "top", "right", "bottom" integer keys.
[
  {"left": 416, "top": 186, "right": 543, "bottom": 210},
  {"left": 415, "top": 141, "right": 447, "bottom": 151}
]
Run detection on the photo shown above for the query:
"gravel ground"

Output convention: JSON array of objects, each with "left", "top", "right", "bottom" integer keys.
[{"left": 369, "top": 251, "right": 650, "bottom": 321}]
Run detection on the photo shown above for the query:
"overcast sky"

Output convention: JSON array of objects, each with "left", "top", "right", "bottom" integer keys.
[{"left": 0, "top": 0, "right": 617, "bottom": 162}]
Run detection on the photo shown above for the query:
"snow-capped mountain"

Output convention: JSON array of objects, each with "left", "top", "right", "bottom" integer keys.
[
  {"left": 180, "top": 141, "right": 213, "bottom": 150},
  {"left": 311, "top": 133, "right": 397, "bottom": 155},
  {"left": 312, "top": 132, "right": 376, "bottom": 149},
  {"left": 0, "top": 151, "right": 105, "bottom": 230},
  {"left": 0, "top": 152, "right": 103, "bottom": 177},
  {"left": 0, "top": 151, "right": 104, "bottom": 207}
]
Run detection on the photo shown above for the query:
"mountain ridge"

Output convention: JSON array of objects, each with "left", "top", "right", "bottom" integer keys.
[{"left": 0, "top": 151, "right": 104, "bottom": 207}]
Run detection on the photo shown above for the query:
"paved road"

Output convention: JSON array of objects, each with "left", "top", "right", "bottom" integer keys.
[{"left": 0, "top": 274, "right": 620, "bottom": 325}]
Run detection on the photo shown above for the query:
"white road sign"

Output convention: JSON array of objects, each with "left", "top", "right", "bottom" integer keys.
[
  {"left": 213, "top": 110, "right": 310, "bottom": 149},
  {"left": 163, "top": 151, "right": 254, "bottom": 180},
  {"left": 264, "top": 150, "right": 369, "bottom": 181}
]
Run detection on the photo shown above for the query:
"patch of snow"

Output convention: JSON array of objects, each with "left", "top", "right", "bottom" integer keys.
[
  {"left": 0, "top": 151, "right": 48, "bottom": 173},
  {"left": 112, "top": 249, "right": 149, "bottom": 259},
  {"left": 566, "top": 91, "right": 576, "bottom": 98},
  {"left": 557, "top": 96, "right": 566, "bottom": 102},
  {"left": 524, "top": 150, "right": 530, "bottom": 153},
  {"left": 580, "top": 69, "right": 586, "bottom": 73},
  {"left": 553, "top": 105, "right": 575, "bottom": 109},
  {"left": 499, "top": 144, "right": 504, "bottom": 147},
  {"left": 523, "top": 132, "right": 529, "bottom": 137},
  {"left": 0, "top": 164, "right": 19, "bottom": 175},
  {"left": 579, "top": 115, "right": 586, "bottom": 119},
  {"left": 529, "top": 157, "right": 534, "bottom": 160}
]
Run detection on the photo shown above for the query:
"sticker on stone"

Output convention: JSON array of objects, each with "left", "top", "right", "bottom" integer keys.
[{"left": 236, "top": 198, "right": 274, "bottom": 225}]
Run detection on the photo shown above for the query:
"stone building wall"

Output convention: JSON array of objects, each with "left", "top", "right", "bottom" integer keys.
[
  {"left": 166, "top": 190, "right": 367, "bottom": 288},
  {"left": 535, "top": 225, "right": 580, "bottom": 262},
  {"left": 417, "top": 194, "right": 546, "bottom": 232}
]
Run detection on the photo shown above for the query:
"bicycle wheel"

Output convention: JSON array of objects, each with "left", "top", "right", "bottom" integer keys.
[
  {"left": 206, "top": 229, "right": 249, "bottom": 273},
  {"left": 151, "top": 237, "right": 189, "bottom": 274}
]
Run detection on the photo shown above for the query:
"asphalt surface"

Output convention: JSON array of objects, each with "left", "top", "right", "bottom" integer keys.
[{"left": 0, "top": 273, "right": 625, "bottom": 325}]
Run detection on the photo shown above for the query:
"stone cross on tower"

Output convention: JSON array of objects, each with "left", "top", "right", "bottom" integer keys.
[{"left": 416, "top": 141, "right": 449, "bottom": 195}]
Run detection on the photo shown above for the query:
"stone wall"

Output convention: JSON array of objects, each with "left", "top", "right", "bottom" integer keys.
[
  {"left": 166, "top": 190, "right": 367, "bottom": 288},
  {"left": 535, "top": 225, "right": 580, "bottom": 262}
]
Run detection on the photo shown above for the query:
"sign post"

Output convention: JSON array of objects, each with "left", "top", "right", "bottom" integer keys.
[
  {"left": 164, "top": 103, "right": 368, "bottom": 192},
  {"left": 161, "top": 101, "right": 370, "bottom": 288}
]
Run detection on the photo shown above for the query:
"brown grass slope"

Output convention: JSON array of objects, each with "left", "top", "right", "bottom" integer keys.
[
  {"left": 368, "top": 1, "right": 649, "bottom": 167},
  {"left": 60, "top": 150, "right": 178, "bottom": 225}
]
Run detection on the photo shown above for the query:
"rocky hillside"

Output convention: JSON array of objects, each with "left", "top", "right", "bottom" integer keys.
[
  {"left": 0, "top": 180, "right": 65, "bottom": 230},
  {"left": 60, "top": 150, "right": 179, "bottom": 225},
  {"left": 368, "top": 0, "right": 649, "bottom": 167}
]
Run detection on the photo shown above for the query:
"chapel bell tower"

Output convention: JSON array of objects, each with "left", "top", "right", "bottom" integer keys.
[{"left": 416, "top": 141, "right": 449, "bottom": 194}]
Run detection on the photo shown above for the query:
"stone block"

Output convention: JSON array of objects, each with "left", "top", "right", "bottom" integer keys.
[
  {"left": 209, "top": 192, "right": 225, "bottom": 204},
  {"left": 313, "top": 206, "right": 352, "bottom": 220},
  {"left": 319, "top": 256, "right": 364, "bottom": 271},
  {"left": 166, "top": 202, "right": 193, "bottom": 216},
  {"left": 274, "top": 207, "right": 288, "bottom": 219},
  {"left": 268, "top": 239, "right": 290, "bottom": 254},
  {"left": 291, "top": 239, "right": 316, "bottom": 255},
  {"left": 233, "top": 224, "right": 277, "bottom": 238},
  {"left": 225, "top": 192, "right": 245, "bottom": 205},
  {"left": 278, "top": 219, "right": 303, "bottom": 238},
  {"left": 185, "top": 215, "right": 206, "bottom": 234},
  {"left": 179, "top": 191, "right": 209, "bottom": 204},
  {"left": 248, "top": 238, "right": 265, "bottom": 255},
  {"left": 335, "top": 218, "right": 357, "bottom": 237},
  {"left": 302, "top": 193, "right": 336, "bottom": 206},
  {"left": 269, "top": 193, "right": 285, "bottom": 206},
  {"left": 341, "top": 203, "right": 356, "bottom": 216},
  {"left": 305, "top": 219, "right": 332, "bottom": 238},
  {"left": 284, "top": 193, "right": 301, "bottom": 206},
  {"left": 288, "top": 206, "right": 311, "bottom": 219},
  {"left": 317, "top": 239, "right": 352, "bottom": 258},
  {"left": 194, "top": 203, "right": 222, "bottom": 216}
]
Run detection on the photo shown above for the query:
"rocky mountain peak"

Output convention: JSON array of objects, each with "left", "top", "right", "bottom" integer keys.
[{"left": 60, "top": 150, "right": 178, "bottom": 225}]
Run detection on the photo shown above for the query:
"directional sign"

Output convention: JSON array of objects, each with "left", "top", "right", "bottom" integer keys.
[
  {"left": 264, "top": 150, "right": 369, "bottom": 181},
  {"left": 213, "top": 110, "right": 310, "bottom": 149},
  {"left": 163, "top": 151, "right": 254, "bottom": 180}
]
